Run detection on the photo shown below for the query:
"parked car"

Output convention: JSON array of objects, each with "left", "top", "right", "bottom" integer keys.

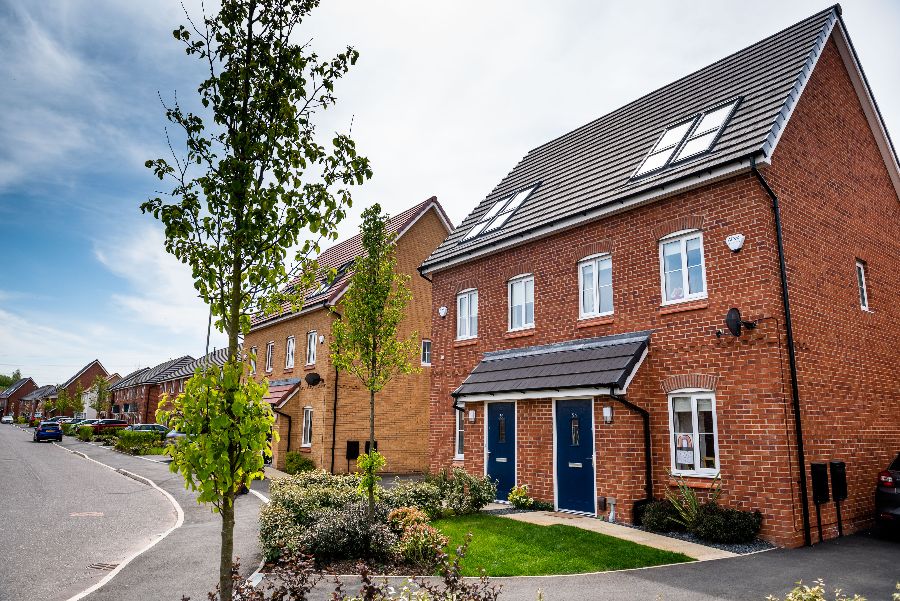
[
  {"left": 87, "top": 419, "right": 129, "bottom": 433},
  {"left": 126, "top": 424, "right": 170, "bottom": 434},
  {"left": 876, "top": 452, "right": 900, "bottom": 531},
  {"left": 73, "top": 419, "right": 99, "bottom": 430},
  {"left": 33, "top": 422, "right": 63, "bottom": 442},
  {"left": 165, "top": 430, "right": 187, "bottom": 444},
  {"left": 1, "top": 415, "right": 13, "bottom": 424}
]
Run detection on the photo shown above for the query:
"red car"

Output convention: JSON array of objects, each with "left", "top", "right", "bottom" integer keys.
[{"left": 87, "top": 419, "right": 129, "bottom": 433}]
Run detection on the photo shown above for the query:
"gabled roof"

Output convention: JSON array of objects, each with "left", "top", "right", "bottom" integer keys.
[
  {"left": 160, "top": 347, "right": 237, "bottom": 382},
  {"left": 135, "top": 356, "right": 195, "bottom": 385},
  {"left": 0, "top": 377, "right": 34, "bottom": 399},
  {"left": 420, "top": 6, "right": 899, "bottom": 274},
  {"left": 59, "top": 359, "right": 109, "bottom": 391},
  {"left": 108, "top": 367, "right": 150, "bottom": 392},
  {"left": 21, "top": 385, "right": 56, "bottom": 402},
  {"left": 251, "top": 197, "right": 452, "bottom": 330}
]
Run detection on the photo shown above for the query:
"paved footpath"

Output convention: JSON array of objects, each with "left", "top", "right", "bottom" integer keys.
[{"left": 0, "top": 425, "right": 267, "bottom": 601}]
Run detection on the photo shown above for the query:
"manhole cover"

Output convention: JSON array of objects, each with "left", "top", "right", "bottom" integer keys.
[
  {"left": 88, "top": 563, "right": 118, "bottom": 571},
  {"left": 70, "top": 512, "right": 104, "bottom": 517}
]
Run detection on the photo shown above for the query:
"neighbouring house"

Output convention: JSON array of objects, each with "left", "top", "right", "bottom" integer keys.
[
  {"left": 106, "top": 356, "right": 194, "bottom": 424},
  {"left": 20, "top": 385, "right": 56, "bottom": 420},
  {"left": 47, "top": 359, "right": 112, "bottom": 418},
  {"left": 155, "top": 347, "right": 233, "bottom": 413},
  {"left": 81, "top": 373, "right": 122, "bottom": 420},
  {"left": 421, "top": 6, "right": 899, "bottom": 549},
  {"left": 246, "top": 197, "right": 452, "bottom": 473},
  {"left": 0, "top": 377, "right": 38, "bottom": 419}
]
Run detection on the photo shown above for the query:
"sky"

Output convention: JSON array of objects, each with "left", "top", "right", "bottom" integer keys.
[{"left": 1, "top": 0, "right": 898, "bottom": 384}]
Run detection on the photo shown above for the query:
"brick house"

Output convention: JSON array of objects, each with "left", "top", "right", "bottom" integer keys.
[
  {"left": 20, "top": 385, "right": 56, "bottom": 420},
  {"left": 46, "top": 359, "right": 112, "bottom": 418},
  {"left": 0, "top": 377, "right": 38, "bottom": 419},
  {"left": 81, "top": 372, "right": 121, "bottom": 419},
  {"left": 421, "top": 6, "right": 899, "bottom": 548},
  {"left": 107, "top": 356, "right": 194, "bottom": 424},
  {"left": 246, "top": 198, "right": 452, "bottom": 473},
  {"left": 155, "top": 348, "right": 232, "bottom": 413}
]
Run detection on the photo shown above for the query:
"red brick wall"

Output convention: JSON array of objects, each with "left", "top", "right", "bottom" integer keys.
[{"left": 765, "top": 39, "right": 900, "bottom": 542}]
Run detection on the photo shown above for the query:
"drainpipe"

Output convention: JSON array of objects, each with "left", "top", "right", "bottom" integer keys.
[
  {"left": 750, "top": 157, "right": 812, "bottom": 547},
  {"left": 330, "top": 308, "right": 342, "bottom": 474},
  {"left": 609, "top": 388, "right": 652, "bottom": 500}
]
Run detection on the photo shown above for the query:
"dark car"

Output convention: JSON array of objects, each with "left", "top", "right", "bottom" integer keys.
[
  {"left": 87, "top": 419, "right": 129, "bottom": 433},
  {"left": 876, "top": 452, "right": 900, "bottom": 530},
  {"left": 33, "top": 422, "right": 63, "bottom": 442}
]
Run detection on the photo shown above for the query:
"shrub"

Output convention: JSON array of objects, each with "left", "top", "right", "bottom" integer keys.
[
  {"left": 694, "top": 504, "right": 762, "bottom": 543},
  {"left": 77, "top": 426, "right": 94, "bottom": 441},
  {"left": 641, "top": 500, "right": 683, "bottom": 533},
  {"left": 62, "top": 423, "right": 76, "bottom": 436},
  {"left": 665, "top": 474, "right": 721, "bottom": 532},
  {"left": 765, "top": 579, "right": 868, "bottom": 601},
  {"left": 284, "top": 451, "right": 316, "bottom": 475},
  {"left": 395, "top": 522, "right": 448, "bottom": 567},
  {"left": 16, "top": 416, "right": 27, "bottom": 424},
  {"left": 443, "top": 469, "right": 496, "bottom": 515},
  {"left": 508, "top": 484, "right": 533, "bottom": 509},
  {"left": 383, "top": 479, "right": 443, "bottom": 518},
  {"left": 270, "top": 470, "right": 362, "bottom": 525},
  {"left": 387, "top": 507, "right": 429, "bottom": 533},
  {"left": 297, "top": 501, "right": 397, "bottom": 562},
  {"left": 260, "top": 502, "right": 306, "bottom": 562},
  {"left": 115, "top": 430, "right": 163, "bottom": 454}
]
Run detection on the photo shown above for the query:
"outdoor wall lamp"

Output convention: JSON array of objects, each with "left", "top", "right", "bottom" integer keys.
[
  {"left": 602, "top": 405, "right": 614, "bottom": 425},
  {"left": 468, "top": 409, "right": 476, "bottom": 423}
]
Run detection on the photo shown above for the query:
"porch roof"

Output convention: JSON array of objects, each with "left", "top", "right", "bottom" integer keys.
[
  {"left": 452, "top": 331, "right": 651, "bottom": 399},
  {"left": 263, "top": 378, "right": 302, "bottom": 409}
]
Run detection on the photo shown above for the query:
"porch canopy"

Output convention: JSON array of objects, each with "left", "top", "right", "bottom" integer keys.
[
  {"left": 262, "top": 378, "right": 301, "bottom": 409},
  {"left": 452, "top": 331, "right": 651, "bottom": 402}
]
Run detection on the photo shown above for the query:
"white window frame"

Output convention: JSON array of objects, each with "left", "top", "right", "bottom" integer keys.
[
  {"left": 249, "top": 346, "right": 257, "bottom": 375},
  {"left": 456, "top": 289, "right": 478, "bottom": 340},
  {"left": 301, "top": 406, "right": 313, "bottom": 447},
  {"left": 265, "top": 341, "right": 274, "bottom": 373},
  {"left": 421, "top": 339, "right": 432, "bottom": 366},
  {"left": 578, "top": 254, "right": 614, "bottom": 319},
  {"left": 667, "top": 389, "right": 720, "bottom": 477},
  {"left": 856, "top": 260, "right": 869, "bottom": 311},
  {"left": 507, "top": 274, "right": 535, "bottom": 331},
  {"left": 454, "top": 409, "right": 465, "bottom": 459},
  {"left": 285, "top": 336, "right": 295, "bottom": 369},
  {"left": 659, "top": 230, "right": 707, "bottom": 305},
  {"left": 306, "top": 331, "right": 317, "bottom": 365}
]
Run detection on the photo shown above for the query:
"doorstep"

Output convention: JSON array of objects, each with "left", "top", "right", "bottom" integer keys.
[{"left": 493, "top": 509, "right": 736, "bottom": 561}]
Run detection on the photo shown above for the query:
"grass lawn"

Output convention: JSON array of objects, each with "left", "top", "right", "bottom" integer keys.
[{"left": 433, "top": 514, "right": 693, "bottom": 576}]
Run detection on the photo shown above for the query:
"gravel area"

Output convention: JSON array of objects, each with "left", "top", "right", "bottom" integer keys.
[
  {"left": 621, "top": 523, "right": 776, "bottom": 555},
  {"left": 481, "top": 506, "right": 528, "bottom": 516}
]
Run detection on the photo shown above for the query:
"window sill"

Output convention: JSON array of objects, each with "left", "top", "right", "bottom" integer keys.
[
  {"left": 298, "top": 446, "right": 312, "bottom": 453},
  {"left": 454, "top": 338, "right": 478, "bottom": 347},
  {"left": 577, "top": 315, "right": 614, "bottom": 328},
  {"left": 504, "top": 328, "right": 535, "bottom": 340},
  {"left": 283, "top": 368, "right": 294, "bottom": 374},
  {"left": 668, "top": 475, "right": 718, "bottom": 488},
  {"left": 453, "top": 455, "right": 465, "bottom": 462},
  {"left": 659, "top": 299, "right": 709, "bottom": 315},
  {"left": 421, "top": 363, "right": 432, "bottom": 368},
  {"left": 304, "top": 364, "right": 317, "bottom": 371}
]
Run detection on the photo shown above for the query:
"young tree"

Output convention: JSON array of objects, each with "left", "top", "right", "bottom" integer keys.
[
  {"left": 331, "top": 204, "right": 420, "bottom": 521},
  {"left": 142, "top": 1, "right": 370, "bottom": 598},
  {"left": 89, "top": 375, "right": 111, "bottom": 416}
]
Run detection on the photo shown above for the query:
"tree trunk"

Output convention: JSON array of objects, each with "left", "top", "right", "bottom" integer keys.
[
  {"left": 368, "top": 388, "right": 375, "bottom": 521},
  {"left": 219, "top": 491, "right": 236, "bottom": 601}
]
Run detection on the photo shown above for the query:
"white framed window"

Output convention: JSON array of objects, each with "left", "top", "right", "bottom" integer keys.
[
  {"left": 306, "top": 331, "right": 317, "bottom": 365},
  {"left": 508, "top": 275, "right": 535, "bottom": 331},
  {"left": 578, "top": 255, "right": 614, "bottom": 318},
  {"left": 249, "top": 346, "right": 257, "bottom": 375},
  {"left": 179, "top": 379, "right": 184, "bottom": 392},
  {"left": 265, "top": 341, "right": 274, "bottom": 373},
  {"left": 456, "top": 289, "right": 478, "bottom": 340},
  {"left": 421, "top": 339, "right": 432, "bottom": 366},
  {"left": 856, "top": 260, "right": 869, "bottom": 310},
  {"left": 668, "top": 390, "right": 719, "bottom": 477},
  {"left": 285, "top": 336, "right": 295, "bottom": 369},
  {"left": 659, "top": 230, "right": 707, "bottom": 304},
  {"left": 454, "top": 409, "right": 464, "bottom": 459},
  {"left": 301, "top": 407, "right": 313, "bottom": 447}
]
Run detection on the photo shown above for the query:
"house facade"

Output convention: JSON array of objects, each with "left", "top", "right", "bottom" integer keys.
[
  {"left": 421, "top": 7, "right": 899, "bottom": 548},
  {"left": 0, "top": 377, "right": 38, "bottom": 419},
  {"left": 51, "top": 359, "right": 112, "bottom": 418},
  {"left": 107, "top": 356, "right": 194, "bottom": 424},
  {"left": 20, "top": 385, "right": 56, "bottom": 420},
  {"left": 155, "top": 348, "right": 232, "bottom": 413},
  {"left": 245, "top": 198, "right": 452, "bottom": 473},
  {"left": 81, "top": 373, "right": 121, "bottom": 419}
]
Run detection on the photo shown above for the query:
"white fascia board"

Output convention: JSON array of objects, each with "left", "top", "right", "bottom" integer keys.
[{"left": 455, "top": 387, "right": 623, "bottom": 404}]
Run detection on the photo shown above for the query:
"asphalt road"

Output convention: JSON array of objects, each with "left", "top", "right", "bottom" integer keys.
[
  {"left": 0, "top": 425, "right": 267, "bottom": 601},
  {"left": 0, "top": 424, "right": 173, "bottom": 601}
]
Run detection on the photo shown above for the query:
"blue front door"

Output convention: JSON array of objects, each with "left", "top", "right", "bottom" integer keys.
[
  {"left": 486, "top": 402, "right": 516, "bottom": 501},
  {"left": 555, "top": 399, "right": 595, "bottom": 514}
]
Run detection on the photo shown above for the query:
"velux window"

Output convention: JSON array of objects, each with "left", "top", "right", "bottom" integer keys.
[
  {"left": 456, "top": 289, "right": 478, "bottom": 340},
  {"left": 508, "top": 275, "right": 534, "bottom": 331},
  {"left": 579, "top": 255, "right": 613, "bottom": 318},
  {"left": 462, "top": 185, "right": 538, "bottom": 241},
  {"left": 633, "top": 99, "right": 739, "bottom": 178},
  {"left": 660, "top": 231, "right": 706, "bottom": 304}
]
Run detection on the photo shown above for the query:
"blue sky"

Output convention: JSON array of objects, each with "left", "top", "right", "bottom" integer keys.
[{"left": 1, "top": 0, "right": 898, "bottom": 384}]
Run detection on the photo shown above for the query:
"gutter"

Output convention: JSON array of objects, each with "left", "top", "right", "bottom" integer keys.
[
  {"left": 609, "top": 388, "right": 653, "bottom": 500},
  {"left": 750, "top": 157, "right": 812, "bottom": 547}
]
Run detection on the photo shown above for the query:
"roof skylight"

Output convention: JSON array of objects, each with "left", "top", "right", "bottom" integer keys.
[
  {"left": 462, "top": 184, "right": 538, "bottom": 241},
  {"left": 632, "top": 98, "right": 740, "bottom": 178}
]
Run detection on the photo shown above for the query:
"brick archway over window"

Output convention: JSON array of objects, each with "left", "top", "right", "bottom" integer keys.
[
  {"left": 574, "top": 239, "right": 613, "bottom": 262},
  {"left": 651, "top": 215, "right": 705, "bottom": 241},
  {"left": 660, "top": 373, "right": 720, "bottom": 393},
  {"left": 453, "top": 280, "right": 478, "bottom": 294},
  {"left": 501, "top": 263, "right": 534, "bottom": 282}
]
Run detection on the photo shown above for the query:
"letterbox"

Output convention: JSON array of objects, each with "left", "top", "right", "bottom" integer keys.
[{"left": 811, "top": 462, "right": 830, "bottom": 505}]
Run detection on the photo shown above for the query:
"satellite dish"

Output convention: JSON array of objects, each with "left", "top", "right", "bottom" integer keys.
[
  {"left": 305, "top": 372, "right": 322, "bottom": 386},
  {"left": 725, "top": 308, "right": 757, "bottom": 337}
]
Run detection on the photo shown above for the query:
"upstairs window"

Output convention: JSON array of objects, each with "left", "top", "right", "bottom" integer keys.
[
  {"left": 856, "top": 260, "right": 869, "bottom": 310},
  {"left": 285, "top": 336, "right": 295, "bottom": 369},
  {"left": 633, "top": 99, "right": 740, "bottom": 178},
  {"left": 265, "top": 342, "right": 274, "bottom": 373},
  {"left": 462, "top": 185, "right": 539, "bottom": 241},
  {"left": 659, "top": 231, "right": 706, "bottom": 304},
  {"left": 306, "top": 331, "right": 317, "bottom": 365},
  {"left": 456, "top": 289, "right": 478, "bottom": 340},
  {"left": 579, "top": 255, "right": 613, "bottom": 318},
  {"left": 421, "top": 339, "right": 432, "bottom": 366},
  {"left": 508, "top": 275, "right": 535, "bottom": 331},
  {"left": 249, "top": 346, "right": 257, "bottom": 375}
]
